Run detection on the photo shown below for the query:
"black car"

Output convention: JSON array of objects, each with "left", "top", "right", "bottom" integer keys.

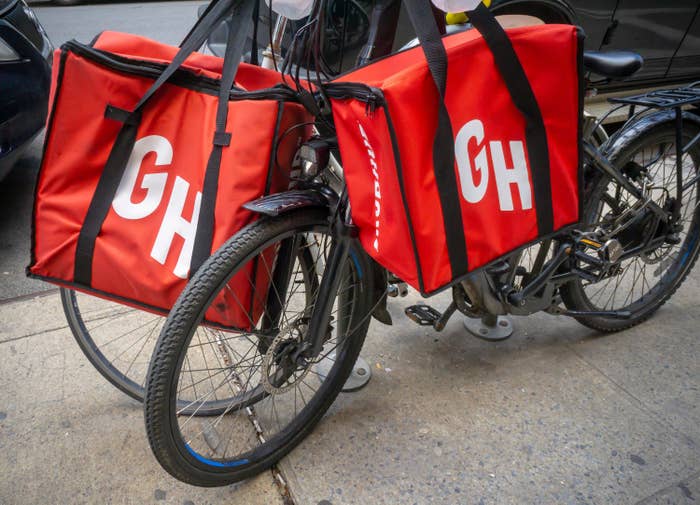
[
  {"left": 0, "top": 0, "right": 52, "bottom": 181},
  {"left": 212, "top": 0, "right": 700, "bottom": 93},
  {"left": 490, "top": 0, "right": 700, "bottom": 92}
]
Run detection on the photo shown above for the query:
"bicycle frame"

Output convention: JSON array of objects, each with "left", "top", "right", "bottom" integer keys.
[
  {"left": 289, "top": 108, "right": 700, "bottom": 356},
  {"left": 245, "top": 5, "right": 700, "bottom": 359}
]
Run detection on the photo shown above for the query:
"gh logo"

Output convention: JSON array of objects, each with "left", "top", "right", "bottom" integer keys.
[
  {"left": 454, "top": 119, "right": 533, "bottom": 211},
  {"left": 112, "top": 135, "right": 201, "bottom": 279}
]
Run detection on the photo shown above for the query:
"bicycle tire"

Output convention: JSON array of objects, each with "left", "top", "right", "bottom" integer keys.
[
  {"left": 144, "top": 208, "right": 373, "bottom": 486},
  {"left": 562, "top": 122, "right": 700, "bottom": 331},
  {"left": 61, "top": 287, "right": 163, "bottom": 402},
  {"left": 63, "top": 243, "right": 318, "bottom": 414}
]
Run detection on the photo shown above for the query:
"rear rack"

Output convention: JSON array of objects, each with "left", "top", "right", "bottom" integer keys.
[
  {"left": 609, "top": 85, "right": 700, "bottom": 109},
  {"left": 607, "top": 85, "right": 700, "bottom": 221}
]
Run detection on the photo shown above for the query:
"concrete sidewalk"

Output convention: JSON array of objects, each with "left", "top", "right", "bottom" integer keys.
[{"left": 1, "top": 274, "right": 698, "bottom": 505}]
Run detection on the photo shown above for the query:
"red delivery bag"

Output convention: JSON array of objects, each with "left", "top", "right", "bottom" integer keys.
[
  {"left": 327, "top": 2, "right": 583, "bottom": 294},
  {"left": 28, "top": 8, "right": 312, "bottom": 328}
]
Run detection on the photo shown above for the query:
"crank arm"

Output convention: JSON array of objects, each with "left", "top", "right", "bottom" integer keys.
[
  {"left": 618, "top": 236, "right": 669, "bottom": 262},
  {"left": 507, "top": 243, "right": 572, "bottom": 307}
]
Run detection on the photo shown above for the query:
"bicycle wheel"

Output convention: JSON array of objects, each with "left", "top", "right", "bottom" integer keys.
[
  {"left": 562, "top": 122, "right": 700, "bottom": 331},
  {"left": 145, "top": 208, "right": 373, "bottom": 486},
  {"left": 63, "top": 239, "right": 319, "bottom": 409},
  {"left": 61, "top": 287, "right": 165, "bottom": 402},
  {"left": 63, "top": 239, "right": 319, "bottom": 413}
]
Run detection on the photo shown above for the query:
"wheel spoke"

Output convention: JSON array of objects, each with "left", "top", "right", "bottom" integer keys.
[
  {"left": 144, "top": 215, "right": 369, "bottom": 477},
  {"left": 576, "top": 130, "right": 700, "bottom": 318}
]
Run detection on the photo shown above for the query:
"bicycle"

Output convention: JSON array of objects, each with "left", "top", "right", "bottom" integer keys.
[
  {"left": 56, "top": 0, "right": 607, "bottom": 405},
  {"left": 55, "top": 0, "right": 398, "bottom": 405},
  {"left": 141, "top": 0, "right": 700, "bottom": 487}
]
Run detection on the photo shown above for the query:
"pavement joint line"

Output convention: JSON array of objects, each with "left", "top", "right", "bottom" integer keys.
[
  {"left": 634, "top": 469, "right": 700, "bottom": 504},
  {"left": 271, "top": 465, "right": 295, "bottom": 505},
  {"left": 0, "top": 324, "right": 69, "bottom": 344},
  {"left": 564, "top": 341, "right": 695, "bottom": 442},
  {"left": 0, "top": 288, "right": 58, "bottom": 306}
]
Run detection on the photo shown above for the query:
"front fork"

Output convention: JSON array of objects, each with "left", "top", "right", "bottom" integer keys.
[
  {"left": 256, "top": 221, "right": 352, "bottom": 363},
  {"left": 261, "top": 236, "right": 299, "bottom": 332},
  {"left": 304, "top": 219, "right": 355, "bottom": 360},
  {"left": 257, "top": 235, "right": 300, "bottom": 355}
]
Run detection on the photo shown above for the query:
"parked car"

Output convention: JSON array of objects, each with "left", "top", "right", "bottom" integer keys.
[
  {"left": 208, "top": 0, "right": 700, "bottom": 94},
  {"left": 490, "top": 0, "right": 700, "bottom": 93},
  {"left": 0, "top": 0, "right": 52, "bottom": 181}
]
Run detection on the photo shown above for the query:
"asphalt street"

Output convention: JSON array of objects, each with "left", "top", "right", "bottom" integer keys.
[{"left": 0, "top": 1, "right": 206, "bottom": 301}]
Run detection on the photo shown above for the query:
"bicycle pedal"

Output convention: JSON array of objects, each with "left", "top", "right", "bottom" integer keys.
[{"left": 405, "top": 304, "right": 442, "bottom": 326}]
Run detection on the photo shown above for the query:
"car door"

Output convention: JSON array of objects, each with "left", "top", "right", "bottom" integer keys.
[
  {"left": 603, "top": 0, "right": 698, "bottom": 83},
  {"left": 667, "top": 6, "right": 700, "bottom": 81},
  {"left": 564, "top": 0, "right": 617, "bottom": 52}
]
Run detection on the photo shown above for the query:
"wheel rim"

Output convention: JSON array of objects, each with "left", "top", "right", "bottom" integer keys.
[
  {"left": 580, "top": 134, "right": 700, "bottom": 313},
  {"left": 64, "top": 240, "right": 320, "bottom": 416},
  {"left": 63, "top": 288, "right": 164, "bottom": 400},
  {"left": 167, "top": 226, "right": 366, "bottom": 469}
]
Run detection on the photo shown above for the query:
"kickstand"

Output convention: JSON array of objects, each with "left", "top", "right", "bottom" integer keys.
[
  {"left": 314, "top": 354, "right": 372, "bottom": 392},
  {"left": 463, "top": 314, "right": 514, "bottom": 341}
]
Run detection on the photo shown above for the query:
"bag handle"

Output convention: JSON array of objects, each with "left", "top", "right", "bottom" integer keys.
[
  {"left": 467, "top": 4, "right": 553, "bottom": 234},
  {"left": 74, "top": 0, "right": 255, "bottom": 286},
  {"left": 132, "top": 0, "right": 247, "bottom": 114},
  {"left": 178, "top": 0, "right": 221, "bottom": 48},
  {"left": 402, "top": 0, "right": 468, "bottom": 276},
  {"left": 400, "top": 0, "right": 555, "bottom": 279},
  {"left": 190, "top": 0, "right": 256, "bottom": 275}
]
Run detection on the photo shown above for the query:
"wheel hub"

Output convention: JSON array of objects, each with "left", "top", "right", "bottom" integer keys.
[{"left": 261, "top": 320, "right": 313, "bottom": 394}]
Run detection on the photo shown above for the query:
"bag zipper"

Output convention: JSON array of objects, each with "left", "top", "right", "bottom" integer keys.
[
  {"left": 62, "top": 40, "right": 303, "bottom": 103},
  {"left": 63, "top": 40, "right": 226, "bottom": 92},
  {"left": 324, "top": 82, "right": 385, "bottom": 116}
]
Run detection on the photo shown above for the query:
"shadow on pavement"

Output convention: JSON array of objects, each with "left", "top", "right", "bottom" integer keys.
[{"left": 0, "top": 135, "right": 53, "bottom": 300}]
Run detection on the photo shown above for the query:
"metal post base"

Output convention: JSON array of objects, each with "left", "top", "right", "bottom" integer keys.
[
  {"left": 463, "top": 314, "right": 514, "bottom": 342},
  {"left": 314, "top": 354, "right": 372, "bottom": 392}
]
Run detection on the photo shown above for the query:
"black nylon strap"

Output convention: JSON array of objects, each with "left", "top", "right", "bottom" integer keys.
[
  {"left": 132, "top": 0, "right": 241, "bottom": 115},
  {"left": 190, "top": 0, "right": 255, "bottom": 276},
  {"left": 74, "top": 122, "right": 139, "bottom": 284},
  {"left": 250, "top": 0, "right": 260, "bottom": 66},
  {"left": 104, "top": 105, "right": 140, "bottom": 125},
  {"left": 468, "top": 3, "right": 554, "bottom": 234},
  {"left": 403, "top": 0, "right": 469, "bottom": 278},
  {"left": 73, "top": 0, "right": 251, "bottom": 285},
  {"left": 213, "top": 131, "right": 232, "bottom": 146},
  {"left": 179, "top": 0, "right": 219, "bottom": 48}
]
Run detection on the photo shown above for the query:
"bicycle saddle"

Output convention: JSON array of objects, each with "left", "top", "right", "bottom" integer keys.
[{"left": 583, "top": 50, "right": 643, "bottom": 79}]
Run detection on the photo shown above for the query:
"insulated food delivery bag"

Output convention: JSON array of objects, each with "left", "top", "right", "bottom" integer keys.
[
  {"left": 328, "top": 2, "right": 583, "bottom": 294},
  {"left": 29, "top": 17, "right": 311, "bottom": 328}
]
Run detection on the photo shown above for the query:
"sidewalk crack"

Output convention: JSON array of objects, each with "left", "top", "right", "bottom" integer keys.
[
  {"left": 0, "top": 324, "right": 69, "bottom": 344},
  {"left": 565, "top": 342, "right": 697, "bottom": 445},
  {"left": 635, "top": 470, "right": 700, "bottom": 504}
]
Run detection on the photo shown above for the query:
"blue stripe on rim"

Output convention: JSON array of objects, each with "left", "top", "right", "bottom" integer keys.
[
  {"left": 185, "top": 443, "right": 249, "bottom": 468},
  {"left": 349, "top": 250, "right": 362, "bottom": 279},
  {"left": 681, "top": 232, "right": 698, "bottom": 266}
]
